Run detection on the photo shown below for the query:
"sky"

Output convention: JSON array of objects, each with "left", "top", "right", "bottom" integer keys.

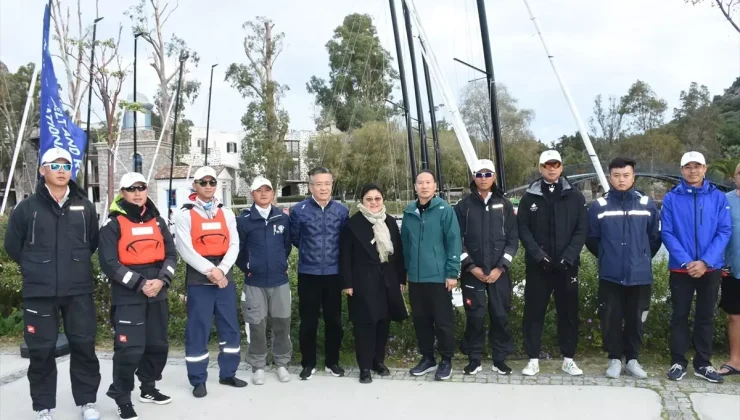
[{"left": 1, "top": 0, "right": 738, "bottom": 146}]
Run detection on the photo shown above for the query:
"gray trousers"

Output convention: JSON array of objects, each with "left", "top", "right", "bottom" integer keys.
[{"left": 241, "top": 283, "right": 292, "bottom": 370}]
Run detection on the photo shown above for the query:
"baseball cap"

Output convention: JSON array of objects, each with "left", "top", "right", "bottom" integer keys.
[
  {"left": 539, "top": 150, "right": 562, "bottom": 165},
  {"left": 40, "top": 147, "right": 72, "bottom": 164},
  {"left": 680, "top": 151, "right": 706, "bottom": 167},
  {"left": 119, "top": 172, "right": 147, "bottom": 189},
  {"left": 192, "top": 166, "right": 218, "bottom": 181},
  {"left": 473, "top": 159, "right": 495, "bottom": 173},
  {"left": 250, "top": 176, "right": 273, "bottom": 191}
]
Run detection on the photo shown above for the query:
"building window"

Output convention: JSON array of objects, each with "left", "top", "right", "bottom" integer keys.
[
  {"left": 227, "top": 142, "right": 237, "bottom": 154},
  {"left": 197, "top": 138, "right": 207, "bottom": 154},
  {"left": 134, "top": 153, "right": 143, "bottom": 173},
  {"left": 167, "top": 189, "right": 176, "bottom": 208}
]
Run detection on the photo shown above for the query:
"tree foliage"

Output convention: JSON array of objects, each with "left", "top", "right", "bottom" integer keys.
[{"left": 620, "top": 80, "right": 668, "bottom": 134}]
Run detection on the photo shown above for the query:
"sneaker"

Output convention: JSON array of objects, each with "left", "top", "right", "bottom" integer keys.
[
  {"left": 667, "top": 363, "right": 687, "bottom": 381},
  {"left": 694, "top": 366, "right": 725, "bottom": 384},
  {"left": 192, "top": 383, "right": 207, "bottom": 398},
  {"left": 299, "top": 366, "right": 316, "bottom": 380},
  {"left": 434, "top": 359, "right": 452, "bottom": 381},
  {"left": 81, "top": 403, "right": 101, "bottom": 420},
  {"left": 625, "top": 360, "right": 647, "bottom": 379},
  {"left": 373, "top": 362, "right": 391, "bottom": 376},
  {"left": 325, "top": 364, "right": 346, "bottom": 377},
  {"left": 410, "top": 357, "right": 437, "bottom": 376},
  {"left": 219, "top": 376, "right": 248, "bottom": 387},
  {"left": 116, "top": 403, "right": 137, "bottom": 420},
  {"left": 252, "top": 369, "right": 266, "bottom": 385},
  {"left": 522, "top": 359, "right": 539, "bottom": 376},
  {"left": 562, "top": 358, "right": 583, "bottom": 376},
  {"left": 605, "top": 359, "right": 622, "bottom": 379},
  {"left": 492, "top": 360, "right": 512, "bottom": 375},
  {"left": 360, "top": 369, "right": 373, "bottom": 384},
  {"left": 463, "top": 359, "right": 482, "bottom": 375},
  {"left": 276, "top": 366, "right": 291, "bottom": 383},
  {"left": 36, "top": 410, "right": 53, "bottom": 420},
  {"left": 139, "top": 389, "right": 172, "bottom": 405}
]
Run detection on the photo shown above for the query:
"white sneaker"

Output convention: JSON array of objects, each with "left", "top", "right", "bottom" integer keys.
[
  {"left": 562, "top": 359, "right": 583, "bottom": 376},
  {"left": 276, "top": 366, "right": 291, "bottom": 383},
  {"left": 605, "top": 359, "right": 622, "bottom": 379},
  {"left": 625, "top": 359, "right": 648, "bottom": 379},
  {"left": 80, "top": 403, "right": 100, "bottom": 420},
  {"left": 522, "top": 359, "right": 539, "bottom": 376},
  {"left": 36, "top": 409, "right": 53, "bottom": 420},
  {"left": 253, "top": 369, "right": 266, "bottom": 385}
]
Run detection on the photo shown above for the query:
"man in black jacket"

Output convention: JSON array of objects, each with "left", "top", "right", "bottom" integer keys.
[
  {"left": 517, "top": 150, "right": 588, "bottom": 377},
  {"left": 4, "top": 147, "right": 101, "bottom": 420},
  {"left": 455, "top": 159, "right": 518, "bottom": 376}
]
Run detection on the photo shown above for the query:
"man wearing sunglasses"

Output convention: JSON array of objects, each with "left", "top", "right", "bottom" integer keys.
[
  {"left": 98, "top": 172, "right": 177, "bottom": 419},
  {"left": 173, "top": 166, "right": 246, "bottom": 398},
  {"left": 454, "top": 159, "right": 518, "bottom": 376},
  {"left": 4, "top": 147, "right": 102, "bottom": 420},
  {"left": 517, "top": 150, "right": 588, "bottom": 377}
]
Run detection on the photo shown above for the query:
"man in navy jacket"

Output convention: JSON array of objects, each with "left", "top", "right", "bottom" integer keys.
[
  {"left": 289, "top": 167, "right": 349, "bottom": 380},
  {"left": 662, "top": 151, "right": 731, "bottom": 384},
  {"left": 236, "top": 176, "right": 292, "bottom": 385},
  {"left": 586, "top": 158, "right": 661, "bottom": 380}
]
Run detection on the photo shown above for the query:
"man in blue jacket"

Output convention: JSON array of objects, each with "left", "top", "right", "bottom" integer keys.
[
  {"left": 236, "top": 176, "right": 292, "bottom": 385},
  {"left": 662, "top": 151, "right": 731, "bottom": 383},
  {"left": 586, "top": 158, "right": 661, "bottom": 380},
  {"left": 290, "top": 167, "right": 349, "bottom": 380},
  {"left": 719, "top": 163, "right": 740, "bottom": 377}
]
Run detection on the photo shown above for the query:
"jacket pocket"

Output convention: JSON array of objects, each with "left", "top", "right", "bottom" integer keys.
[
  {"left": 112, "top": 304, "right": 146, "bottom": 348},
  {"left": 240, "top": 286, "right": 266, "bottom": 324},
  {"left": 23, "top": 299, "right": 56, "bottom": 346},
  {"left": 71, "top": 249, "right": 94, "bottom": 283},
  {"left": 21, "top": 251, "right": 53, "bottom": 286}
]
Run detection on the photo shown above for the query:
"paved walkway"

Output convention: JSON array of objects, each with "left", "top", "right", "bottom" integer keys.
[{"left": 1, "top": 352, "right": 738, "bottom": 420}]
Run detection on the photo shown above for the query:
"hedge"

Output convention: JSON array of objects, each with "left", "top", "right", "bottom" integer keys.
[{"left": 0, "top": 215, "right": 730, "bottom": 364}]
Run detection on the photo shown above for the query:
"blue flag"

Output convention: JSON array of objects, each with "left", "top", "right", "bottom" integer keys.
[{"left": 39, "top": 4, "right": 87, "bottom": 180}]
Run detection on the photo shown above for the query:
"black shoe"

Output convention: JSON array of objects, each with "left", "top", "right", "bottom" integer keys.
[
  {"left": 300, "top": 366, "right": 316, "bottom": 380},
  {"left": 410, "top": 357, "right": 437, "bottom": 376},
  {"left": 139, "top": 389, "right": 172, "bottom": 405},
  {"left": 325, "top": 364, "right": 346, "bottom": 377},
  {"left": 117, "top": 403, "right": 138, "bottom": 420},
  {"left": 493, "top": 360, "right": 512, "bottom": 375},
  {"left": 694, "top": 366, "right": 725, "bottom": 384},
  {"left": 373, "top": 362, "right": 391, "bottom": 376},
  {"left": 667, "top": 363, "right": 687, "bottom": 381},
  {"left": 219, "top": 376, "right": 248, "bottom": 388},
  {"left": 435, "top": 359, "right": 452, "bottom": 381},
  {"left": 360, "top": 369, "right": 373, "bottom": 384},
  {"left": 463, "top": 359, "right": 482, "bottom": 375},
  {"left": 192, "top": 383, "right": 207, "bottom": 398}
]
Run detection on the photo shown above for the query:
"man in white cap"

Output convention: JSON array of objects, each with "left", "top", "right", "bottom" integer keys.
[
  {"left": 517, "top": 150, "right": 588, "bottom": 377},
  {"left": 454, "top": 159, "right": 518, "bottom": 376},
  {"left": 662, "top": 151, "right": 730, "bottom": 383},
  {"left": 4, "top": 147, "right": 101, "bottom": 420},
  {"left": 235, "top": 176, "right": 293, "bottom": 385},
  {"left": 174, "top": 166, "right": 246, "bottom": 397}
]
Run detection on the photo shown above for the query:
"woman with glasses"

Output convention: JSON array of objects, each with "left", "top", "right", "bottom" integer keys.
[
  {"left": 98, "top": 172, "right": 177, "bottom": 420},
  {"left": 339, "top": 183, "right": 407, "bottom": 383}
]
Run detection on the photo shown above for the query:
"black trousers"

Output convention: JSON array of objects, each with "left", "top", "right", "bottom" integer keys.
[
  {"left": 408, "top": 282, "right": 455, "bottom": 361},
  {"left": 460, "top": 271, "right": 513, "bottom": 362},
  {"left": 107, "top": 300, "right": 169, "bottom": 405},
  {"left": 669, "top": 270, "right": 722, "bottom": 369},
  {"left": 522, "top": 264, "right": 579, "bottom": 359},
  {"left": 23, "top": 294, "right": 101, "bottom": 411},
  {"left": 298, "top": 273, "right": 344, "bottom": 367},
  {"left": 353, "top": 319, "right": 390, "bottom": 371},
  {"left": 598, "top": 280, "right": 651, "bottom": 361}
]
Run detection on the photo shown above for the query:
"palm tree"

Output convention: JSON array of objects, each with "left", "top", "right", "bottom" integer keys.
[{"left": 708, "top": 157, "right": 739, "bottom": 183}]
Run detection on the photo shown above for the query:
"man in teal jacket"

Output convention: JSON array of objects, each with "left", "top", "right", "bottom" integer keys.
[{"left": 401, "top": 170, "right": 462, "bottom": 381}]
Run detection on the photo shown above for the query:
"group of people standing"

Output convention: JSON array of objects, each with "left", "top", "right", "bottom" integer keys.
[{"left": 3, "top": 145, "right": 739, "bottom": 420}]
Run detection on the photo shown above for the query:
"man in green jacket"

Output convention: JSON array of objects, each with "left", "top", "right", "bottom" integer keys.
[{"left": 401, "top": 170, "right": 462, "bottom": 381}]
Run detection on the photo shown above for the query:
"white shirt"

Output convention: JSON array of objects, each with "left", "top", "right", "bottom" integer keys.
[
  {"left": 312, "top": 196, "right": 328, "bottom": 211},
  {"left": 256, "top": 204, "right": 271, "bottom": 220},
  {"left": 479, "top": 191, "right": 491, "bottom": 204},
  {"left": 45, "top": 184, "right": 70, "bottom": 207}
]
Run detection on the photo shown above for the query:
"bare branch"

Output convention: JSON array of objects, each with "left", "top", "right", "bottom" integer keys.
[
  {"left": 715, "top": 0, "right": 740, "bottom": 33},
  {"left": 160, "top": 0, "right": 179, "bottom": 28}
]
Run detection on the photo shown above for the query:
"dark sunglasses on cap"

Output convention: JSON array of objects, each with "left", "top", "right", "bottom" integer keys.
[
  {"left": 197, "top": 179, "right": 218, "bottom": 187},
  {"left": 43, "top": 163, "right": 72, "bottom": 171},
  {"left": 475, "top": 172, "right": 494, "bottom": 178},
  {"left": 123, "top": 185, "right": 147, "bottom": 193}
]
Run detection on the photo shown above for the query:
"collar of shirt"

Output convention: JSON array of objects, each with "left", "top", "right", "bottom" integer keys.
[
  {"left": 256, "top": 204, "right": 271, "bottom": 220},
  {"left": 45, "top": 184, "right": 70, "bottom": 207},
  {"left": 312, "top": 196, "right": 328, "bottom": 210},
  {"left": 479, "top": 191, "right": 491, "bottom": 204}
]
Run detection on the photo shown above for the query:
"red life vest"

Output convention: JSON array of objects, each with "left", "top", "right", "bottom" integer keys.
[
  {"left": 190, "top": 207, "right": 229, "bottom": 257},
  {"left": 117, "top": 216, "right": 165, "bottom": 265}
]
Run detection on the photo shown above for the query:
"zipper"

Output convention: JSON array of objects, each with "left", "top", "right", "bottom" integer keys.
[
  {"left": 30, "top": 211, "right": 37, "bottom": 245},
  {"left": 81, "top": 209, "right": 87, "bottom": 243},
  {"left": 694, "top": 193, "right": 699, "bottom": 261},
  {"left": 501, "top": 201, "right": 506, "bottom": 236}
]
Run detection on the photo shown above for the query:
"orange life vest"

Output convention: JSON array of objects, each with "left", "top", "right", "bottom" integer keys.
[
  {"left": 117, "top": 216, "right": 165, "bottom": 265},
  {"left": 190, "top": 207, "right": 229, "bottom": 257}
]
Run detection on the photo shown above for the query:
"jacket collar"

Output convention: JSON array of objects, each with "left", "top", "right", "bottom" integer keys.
[
  {"left": 110, "top": 195, "right": 160, "bottom": 222},
  {"left": 36, "top": 178, "right": 85, "bottom": 207},
  {"left": 525, "top": 176, "right": 573, "bottom": 197},
  {"left": 467, "top": 180, "right": 504, "bottom": 203},
  {"left": 248, "top": 204, "right": 282, "bottom": 220},
  {"left": 605, "top": 186, "right": 640, "bottom": 202},
  {"left": 404, "top": 196, "right": 445, "bottom": 215},
  {"left": 674, "top": 178, "right": 714, "bottom": 195}
]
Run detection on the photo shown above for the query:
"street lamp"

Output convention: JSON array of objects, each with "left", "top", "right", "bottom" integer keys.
[
  {"left": 204, "top": 64, "right": 218, "bottom": 166},
  {"left": 83, "top": 16, "right": 104, "bottom": 196},
  {"left": 133, "top": 32, "right": 144, "bottom": 173}
]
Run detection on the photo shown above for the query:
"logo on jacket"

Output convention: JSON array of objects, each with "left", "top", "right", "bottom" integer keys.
[
  {"left": 119, "top": 334, "right": 127, "bottom": 343},
  {"left": 27, "top": 325, "right": 35, "bottom": 334},
  {"left": 274, "top": 224, "right": 285, "bottom": 235},
  {"left": 530, "top": 203, "right": 538, "bottom": 212}
]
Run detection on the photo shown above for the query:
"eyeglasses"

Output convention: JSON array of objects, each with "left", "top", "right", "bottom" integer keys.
[
  {"left": 475, "top": 172, "right": 494, "bottom": 178},
  {"left": 44, "top": 163, "right": 72, "bottom": 172},
  {"left": 124, "top": 185, "right": 147, "bottom": 193},
  {"left": 197, "top": 179, "right": 218, "bottom": 187},
  {"left": 364, "top": 196, "right": 383, "bottom": 203},
  {"left": 541, "top": 162, "right": 562, "bottom": 169}
]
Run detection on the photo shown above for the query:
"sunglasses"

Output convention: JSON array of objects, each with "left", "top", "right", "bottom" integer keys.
[
  {"left": 364, "top": 196, "right": 383, "bottom": 203},
  {"left": 475, "top": 172, "right": 494, "bottom": 178},
  {"left": 197, "top": 180, "right": 218, "bottom": 187},
  {"left": 124, "top": 185, "right": 147, "bottom": 193},
  {"left": 44, "top": 163, "right": 72, "bottom": 172},
  {"left": 541, "top": 162, "right": 562, "bottom": 169}
]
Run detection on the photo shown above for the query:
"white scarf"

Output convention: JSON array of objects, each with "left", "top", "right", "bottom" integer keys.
[{"left": 357, "top": 203, "right": 394, "bottom": 263}]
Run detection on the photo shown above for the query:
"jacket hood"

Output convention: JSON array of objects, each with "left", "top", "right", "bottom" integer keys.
[
  {"left": 525, "top": 176, "right": 574, "bottom": 197},
  {"left": 671, "top": 178, "right": 717, "bottom": 195},
  {"left": 110, "top": 194, "right": 160, "bottom": 221},
  {"left": 404, "top": 196, "right": 446, "bottom": 214}
]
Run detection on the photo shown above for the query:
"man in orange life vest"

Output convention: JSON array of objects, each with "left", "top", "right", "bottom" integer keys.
[
  {"left": 173, "top": 166, "right": 246, "bottom": 398},
  {"left": 98, "top": 172, "right": 177, "bottom": 420}
]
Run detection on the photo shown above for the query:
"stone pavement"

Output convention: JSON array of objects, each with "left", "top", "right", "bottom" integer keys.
[{"left": 1, "top": 352, "right": 738, "bottom": 420}]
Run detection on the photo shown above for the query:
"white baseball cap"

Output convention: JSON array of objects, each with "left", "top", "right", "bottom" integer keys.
[
  {"left": 539, "top": 150, "right": 562, "bottom": 165},
  {"left": 473, "top": 159, "right": 495, "bottom": 173},
  {"left": 250, "top": 176, "right": 273, "bottom": 192},
  {"left": 119, "top": 172, "right": 147, "bottom": 189},
  {"left": 680, "top": 151, "right": 706, "bottom": 167},
  {"left": 192, "top": 166, "right": 218, "bottom": 181},
  {"left": 40, "top": 147, "right": 72, "bottom": 164}
]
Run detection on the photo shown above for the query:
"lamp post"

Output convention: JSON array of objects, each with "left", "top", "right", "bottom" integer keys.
[
  {"left": 133, "top": 32, "right": 144, "bottom": 173},
  {"left": 167, "top": 52, "right": 188, "bottom": 221},
  {"left": 83, "top": 16, "right": 103, "bottom": 196},
  {"left": 204, "top": 64, "right": 218, "bottom": 166}
]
